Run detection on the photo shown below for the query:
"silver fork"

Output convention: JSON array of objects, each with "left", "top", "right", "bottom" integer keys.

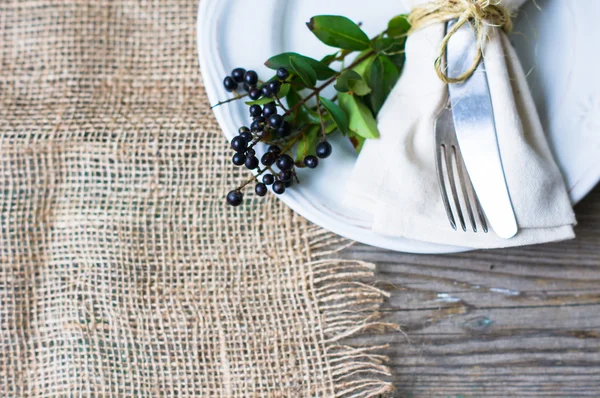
[{"left": 435, "top": 104, "right": 488, "bottom": 233}]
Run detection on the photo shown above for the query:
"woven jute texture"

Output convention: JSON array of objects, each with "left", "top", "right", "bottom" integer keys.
[{"left": 0, "top": 1, "right": 395, "bottom": 397}]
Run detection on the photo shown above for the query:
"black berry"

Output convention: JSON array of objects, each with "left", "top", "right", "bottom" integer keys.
[
  {"left": 239, "top": 126, "right": 250, "bottom": 134},
  {"left": 255, "top": 183, "right": 268, "bottom": 197},
  {"left": 245, "top": 156, "right": 259, "bottom": 170},
  {"left": 316, "top": 141, "right": 333, "bottom": 159},
  {"left": 268, "top": 145, "right": 281, "bottom": 154},
  {"left": 231, "top": 68, "right": 246, "bottom": 83},
  {"left": 263, "top": 103, "right": 277, "bottom": 118},
  {"left": 243, "top": 83, "right": 251, "bottom": 92},
  {"left": 227, "top": 190, "right": 244, "bottom": 207},
  {"left": 249, "top": 104, "right": 262, "bottom": 117},
  {"left": 268, "top": 81, "right": 281, "bottom": 95},
  {"left": 261, "top": 85, "right": 273, "bottom": 98},
  {"left": 263, "top": 174, "right": 275, "bottom": 185},
  {"left": 276, "top": 154, "right": 294, "bottom": 171},
  {"left": 268, "top": 114, "right": 283, "bottom": 128},
  {"left": 223, "top": 76, "right": 238, "bottom": 92},
  {"left": 246, "top": 148, "right": 256, "bottom": 158},
  {"left": 304, "top": 155, "right": 319, "bottom": 169},
  {"left": 277, "top": 68, "right": 290, "bottom": 81},
  {"left": 249, "top": 89, "right": 261, "bottom": 101},
  {"left": 284, "top": 180, "right": 294, "bottom": 188},
  {"left": 232, "top": 152, "right": 246, "bottom": 166},
  {"left": 261, "top": 152, "right": 276, "bottom": 166},
  {"left": 275, "top": 121, "right": 291, "bottom": 137},
  {"left": 231, "top": 136, "right": 247, "bottom": 152},
  {"left": 279, "top": 170, "right": 293, "bottom": 182},
  {"left": 240, "top": 131, "right": 253, "bottom": 142},
  {"left": 272, "top": 181, "right": 286, "bottom": 195},
  {"left": 244, "top": 70, "right": 258, "bottom": 86},
  {"left": 251, "top": 119, "right": 264, "bottom": 132}
]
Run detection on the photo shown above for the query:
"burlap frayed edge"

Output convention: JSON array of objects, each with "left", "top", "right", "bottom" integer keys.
[{"left": 306, "top": 226, "right": 399, "bottom": 398}]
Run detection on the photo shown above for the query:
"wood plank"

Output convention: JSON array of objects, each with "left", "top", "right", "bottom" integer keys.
[{"left": 341, "top": 185, "right": 600, "bottom": 397}]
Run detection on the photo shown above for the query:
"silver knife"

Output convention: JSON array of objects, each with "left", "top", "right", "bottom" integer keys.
[{"left": 446, "top": 20, "right": 518, "bottom": 239}]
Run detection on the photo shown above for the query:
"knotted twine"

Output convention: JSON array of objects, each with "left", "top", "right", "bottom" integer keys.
[{"left": 408, "top": 0, "right": 513, "bottom": 83}]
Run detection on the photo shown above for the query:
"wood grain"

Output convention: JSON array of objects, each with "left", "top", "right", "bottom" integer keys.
[{"left": 341, "top": 184, "right": 600, "bottom": 397}]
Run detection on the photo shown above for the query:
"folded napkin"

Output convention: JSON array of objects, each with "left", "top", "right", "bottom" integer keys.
[{"left": 344, "top": 0, "right": 577, "bottom": 249}]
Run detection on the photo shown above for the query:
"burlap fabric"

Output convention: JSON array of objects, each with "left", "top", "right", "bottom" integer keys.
[{"left": 0, "top": 1, "right": 394, "bottom": 396}]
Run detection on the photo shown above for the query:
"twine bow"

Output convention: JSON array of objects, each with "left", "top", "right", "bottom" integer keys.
[{"left": 408, "top": 0, "right": 513, "bottom": 84}]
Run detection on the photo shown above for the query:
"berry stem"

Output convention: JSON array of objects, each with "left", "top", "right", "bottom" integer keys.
[
  {"left": 309, "top": 95, "right": 337, "bottom": 112},
  {"left": 328, "top": 50, "right": 352, "bottom": 65},
  {"left": 315, "top": 97, "right": 327, "bottom": 140},
  {"left": 236, "top": 167, "right": 269, "bottom": 190},
  {"left": 211, "top": 92, "right": 250, "bottom": 109},
  {"left": 280, "top": 128, "right": 306, "bottom": 154},
  {"left": 293, "top": 169, "right": 300, "bottom": 184},
  {"left": 275, "top": 96, "right": 289, "bottom": 112},
  {"left": 263, "top": 122, "right": 309, "bottom": 146},
  {"left": 249, "top": 130, "right": 267, "bottom": 148}
]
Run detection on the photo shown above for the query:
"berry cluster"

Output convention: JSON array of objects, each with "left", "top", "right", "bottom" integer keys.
[
  {"left": 223, "top": 67, "right": 333, "bottom": 207},
  {"left": 217, "top": 14, "right": 411, "bottom": 208}
]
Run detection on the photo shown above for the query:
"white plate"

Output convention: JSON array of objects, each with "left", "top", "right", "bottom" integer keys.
[{"left": 198, "top": 0, "right": 600, "bottom": 254}]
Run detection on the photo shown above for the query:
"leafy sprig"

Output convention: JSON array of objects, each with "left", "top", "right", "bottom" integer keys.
[{"left": 217, "top": 14, "right": 411, "bottom": 206}]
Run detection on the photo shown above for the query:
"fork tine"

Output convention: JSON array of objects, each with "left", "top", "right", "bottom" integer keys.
[
  {"left": 447, "top": 145, "right": 467, "bottom": 231},
  {"left": 462, "top": 160, "right": 490, "bottom": 233},
  {"left": 437, "top": 144, "right": 457, "bottom": 230},
  {"left": 474, "top": 195, "right": 489, "bottom": 233},
  {"left": 456, "top": 147, "right": 478, "bottom": 232}
]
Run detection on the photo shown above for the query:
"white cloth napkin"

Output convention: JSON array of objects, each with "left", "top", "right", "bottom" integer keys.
[{"left": 344, "top": 0, "right": 577, "bottom": 249}]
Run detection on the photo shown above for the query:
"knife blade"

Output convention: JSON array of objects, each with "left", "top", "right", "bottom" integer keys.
[{"left": 446, "top": 20, "right": 518, "bottom": 239}]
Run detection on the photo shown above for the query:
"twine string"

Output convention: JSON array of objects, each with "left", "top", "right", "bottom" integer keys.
[{"left": 408, "top": 0, "right": 513, "bottom": 84}]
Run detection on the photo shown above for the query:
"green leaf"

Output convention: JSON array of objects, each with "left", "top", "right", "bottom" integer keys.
[
  {"left": 320, "top": 53, "right": 339, "bottom": 65},
  {"left": 265, "top": 52, "right": 336, "bottom": 80},
  {"left": 388, "top": 15, "right": 411, "bottom": 38},
  {"left": 367, "top": 55, "right": 400, "bottom": 115},
  {"left": 296, "top": 125, "right": 321, "bottom": 161},
  {"left": 245, "top": 97, "right": 275, "bottom": 106},
  {"left": 290, "top": 56, "right": 317, "bottom": 88},
  {"left": 334, "top": 70, "right": 360, "bottom": 92},
  {"left": 348, "top": 134, "right": 366, "bottom": 153},
  {"left": 352, "top": 53, "right": 376, "bottom": 78},
  {"left": 374, "top": 36, "right": 407, "bottom": 55},
  {"left": 339, "top": 92, "right": 380, "bottom": 139},
  {"left": 286, "top": 88, "right": 320, "bottom": 125},
  {"left": 373, "top": 36, "right": 394, "bottom": 53},
  {"left": 307, "top": 15, "right": 370, "bottom": 51},
  {"left": 277, "top": 83, "right": 291, "bottom": 98},
  {"left": 325, "top": 121, "right": 338, "bottom": 135},
  {"left": 349, "top": 80, "right": 372, "bottom": 96},
  {"left": 319, "top": 97, "right": 348, "bottom": 135},
  {"left": 286, "top": 87, "right": 302, "bottom": 108},
  {"left": 387, "top": 51, "right": 406, "bottom": 70},
  {"left": 334, "top": 70, "right": 371, "bottom": 96}
]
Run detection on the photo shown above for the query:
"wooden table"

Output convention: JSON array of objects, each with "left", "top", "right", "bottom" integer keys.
[{"left": 343, "top": 184, "right": 600, "bottom": 397}]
